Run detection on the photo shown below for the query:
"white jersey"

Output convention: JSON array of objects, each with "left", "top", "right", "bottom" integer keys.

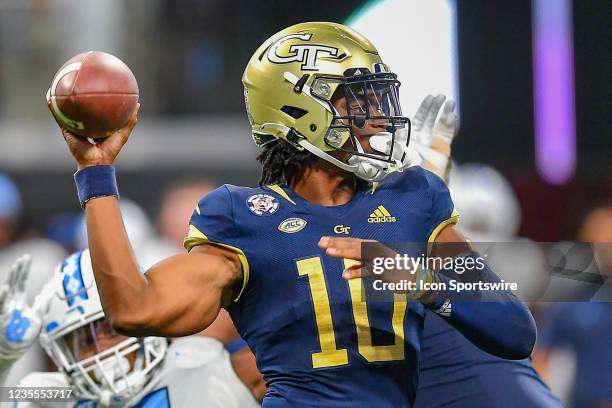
[{"left": 11, "top": 337, "right": 259, "bottom": 408}]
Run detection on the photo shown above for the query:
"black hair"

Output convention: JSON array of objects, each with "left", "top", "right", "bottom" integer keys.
[
  {"left": 256, "top": 84, "right": 349, "bottom": 187},
  {"left": 256, "top": 139, "right": 318, "bottom": 186}
]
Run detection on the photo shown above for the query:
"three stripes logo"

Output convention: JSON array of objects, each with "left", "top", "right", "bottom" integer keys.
[{"left": 368, "top": 205, "right": 396, "bottom": 223}]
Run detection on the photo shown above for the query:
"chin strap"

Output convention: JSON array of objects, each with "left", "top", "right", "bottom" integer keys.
[{"left": 347, "top": 136, "right": 389, "bottom": 182}]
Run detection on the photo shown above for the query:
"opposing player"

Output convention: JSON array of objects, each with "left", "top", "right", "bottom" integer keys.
[
  {"left": 0, "top": 252, "right": 259, "bottom": 407},
  {"left": 53, "top": 22, "right": 536, "bottom": 406}
]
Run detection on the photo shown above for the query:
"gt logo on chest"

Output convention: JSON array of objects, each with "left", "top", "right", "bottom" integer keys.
[{"left": 333, "top": 225, "right": 351, "bottom": 234}]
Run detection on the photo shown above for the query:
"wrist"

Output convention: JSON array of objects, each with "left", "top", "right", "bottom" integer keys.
[
  {"left": 418, "top": 272, "right": 441, "bottom": 305},
  {"left": 74, "top": 165, "right": 119, "bottom": 208},
  {"left": 77, "top": 159, "right": 114, "bottom": 171},
  {"left": 403, "top": 267, "right": 435, "bottom": 300}
]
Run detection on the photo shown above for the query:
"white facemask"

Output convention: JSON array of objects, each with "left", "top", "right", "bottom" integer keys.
[{"left": 93, "top": 355, "right": 131, "bottom": 384}]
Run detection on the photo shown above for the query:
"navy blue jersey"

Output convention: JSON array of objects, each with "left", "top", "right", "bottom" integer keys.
[
  {"left": 184, "top": 167, "right": 458, "bottom": 407},
  {"left": 415, "top": 311, "right": 562, "bottom": 408}
]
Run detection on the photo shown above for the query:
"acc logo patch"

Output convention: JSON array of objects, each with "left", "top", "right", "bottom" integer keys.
[
  {"left": 278, "top": 218, "right": 307, "bottom": 233},
  {"left": 247, "top": 194, "right": 280, "bottom": 216}
]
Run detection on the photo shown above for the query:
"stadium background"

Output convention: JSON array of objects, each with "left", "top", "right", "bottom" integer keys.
[{"left": 0, "top": 0, "right": 610, "bottom": 406}]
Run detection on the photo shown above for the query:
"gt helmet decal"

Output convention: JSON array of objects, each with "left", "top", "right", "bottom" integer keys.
[{"left": 266, "top": 33, "right": 340, "bottom": 71}]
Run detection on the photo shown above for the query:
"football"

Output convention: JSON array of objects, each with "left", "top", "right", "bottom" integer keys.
[{"left": 46, "top": 51, "right": 139, "bottom": 139}]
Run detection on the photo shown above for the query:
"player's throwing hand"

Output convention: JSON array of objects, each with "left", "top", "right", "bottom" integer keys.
[{"left": 48, "top": 103, "right": 140, "bottom": 170}]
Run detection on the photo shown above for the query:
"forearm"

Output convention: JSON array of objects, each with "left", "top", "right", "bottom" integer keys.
[
  {"left": 425, "top": 252, "right": 536, "bottom": 360},
  {"left": 85, "top": 197, "right": 226, "bottom": 337},
  {"left": 84, "top": 196, "right": 149, "bottom": 328},
  {"left": 86, "top": 200, "right": 240, "bottom": 337}
]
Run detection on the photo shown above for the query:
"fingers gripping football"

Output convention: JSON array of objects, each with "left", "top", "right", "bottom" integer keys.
[{"left": 48, "top": 102, "right": 140, "bottom": 170}]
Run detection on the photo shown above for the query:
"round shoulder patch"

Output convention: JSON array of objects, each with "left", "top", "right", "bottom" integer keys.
[{"left": 247, "top": 194, "right": 280, "bottom": 216}]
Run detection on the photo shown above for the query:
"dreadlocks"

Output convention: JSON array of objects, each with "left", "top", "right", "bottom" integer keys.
[{"left": 256, "top": 139, "right": 318, "bottom": 186}]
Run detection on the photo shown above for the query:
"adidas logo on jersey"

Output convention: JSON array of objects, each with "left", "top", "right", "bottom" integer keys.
[{"left": 368, "top": 205, "right": 396, "bottom": 223}]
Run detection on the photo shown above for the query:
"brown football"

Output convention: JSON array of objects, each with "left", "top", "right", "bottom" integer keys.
[{"left": 46, "top": 51, "right": 139, "bottom": 139}]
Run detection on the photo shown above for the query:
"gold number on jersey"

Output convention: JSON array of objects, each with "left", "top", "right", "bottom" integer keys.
[
  {"left": 296, "top": 257, "right": 407, "bottom": 369},
  {"left": 296, "top": 257, "right": 349, "bottom": 368},
  {"left": 345, "top": 259, "right": 407, "bottom": 362}
]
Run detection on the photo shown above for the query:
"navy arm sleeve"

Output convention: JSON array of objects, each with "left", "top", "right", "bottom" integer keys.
[
  {"left": 423, "top": 170, "right": 537, "bottom": 360},
  {"left": 427, "top": 255, "right": 537, "bottom": 360}
]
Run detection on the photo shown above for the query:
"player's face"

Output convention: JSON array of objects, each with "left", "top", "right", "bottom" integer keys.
[
  {"left": 331, "top": 88, "right": 391, "bottom": 160},
  {"left": 66, "top": 318, "right": 134, "bottom": 362}
]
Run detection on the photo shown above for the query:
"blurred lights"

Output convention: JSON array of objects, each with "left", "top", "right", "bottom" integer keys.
[
  {"left": 532, "top": 0, "right": 576, "bottom": 185},
  {"left": 346, "top": 0, "right": 459, "bottom": 117}
]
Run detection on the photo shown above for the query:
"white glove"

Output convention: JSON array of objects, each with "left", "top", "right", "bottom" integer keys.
[
  {"left": 0, "top": 255, "right": 50, "bottom": 361},
  {"left": 408, "top": 94, "right": 458, "bottom": 180}
]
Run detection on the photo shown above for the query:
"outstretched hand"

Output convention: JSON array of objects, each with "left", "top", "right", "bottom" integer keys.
[
  {"left": 411, "top": 94, "right": 457, "bottom": 147},
  {"left": 408, "top": 94, "right": 458, "bottom": 179},
  {"left": 47, "top": 103, "right": 140, "bottom": 170},
  {"left": 0, "top": 255, "right": 52, "bottom": 360}
]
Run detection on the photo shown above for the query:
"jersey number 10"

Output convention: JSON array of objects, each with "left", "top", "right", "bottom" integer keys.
[{"left": 296, "top": 256, "right": 408, "bottom": 369}]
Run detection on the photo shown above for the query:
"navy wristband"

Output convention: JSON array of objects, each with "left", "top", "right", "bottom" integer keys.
[
  {"left": 74, "top": 165, "right": 119, "bottom": 208},
  {"left": 224, "top": 337, "right": 248, "bottom": 355}
]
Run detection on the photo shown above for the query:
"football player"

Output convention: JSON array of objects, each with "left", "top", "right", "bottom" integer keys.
[
  {"left": 0, "top": 251, "right": 259, "bottom": 407},
  {"left": 53, "top": 22, "right": 536, "bottom": 407}
]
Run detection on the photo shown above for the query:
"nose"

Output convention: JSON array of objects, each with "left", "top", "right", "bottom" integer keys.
[
  {"left": 368, "top": 104, "right": 390, "bottom": 125},
  {"left": 365, "top": 114, "right": 389, "bottom": 130},
  {"left": 369, "top": 118, "right": 388, "bottom": 129}
]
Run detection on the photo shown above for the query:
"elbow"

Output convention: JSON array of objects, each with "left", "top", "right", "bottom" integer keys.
[
  {"left": 108, "top": 308, "right": 158, "bottom": 337},
  {"left": 494, "top": 303, "right": 537, "bottom": 360},
  {"left": 455, "top": 300, "right": 537, "bottom": 360},
  {"left": 511, "top": 308, "right": 537, "bottom": 360}
]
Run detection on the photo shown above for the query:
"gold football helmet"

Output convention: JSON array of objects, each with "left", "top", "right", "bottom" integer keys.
[{"left": 243, "top": 22, "right": 410, "bottom": 182}]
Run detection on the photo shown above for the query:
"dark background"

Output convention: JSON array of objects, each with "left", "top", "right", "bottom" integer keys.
[{"left": 1, "top": 0, "right": 610, "bottom": 241}]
